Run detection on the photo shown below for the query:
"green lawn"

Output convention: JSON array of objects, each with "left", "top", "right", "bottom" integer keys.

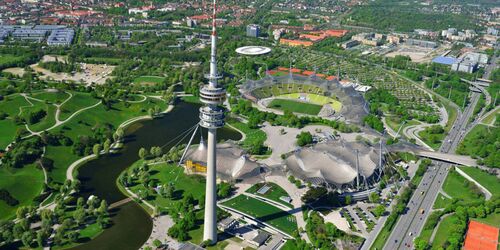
[
  {"left": 227, "top": 121, "right": 268, "bottom": 155},
  {"left": 458, "top": 167, "right": 500, "bottom": 198},
  {"left": 0, "top": 119, "right": 18, "bottom": 149},
  {"left": 0, "top": 94, "right": 30, "bottom": 117},
  {"left": 27, "top": 103, "right": 57, "bottom": 132},
  {"left": 181, "top": 95, "right": 202, "bottom": 104},
  {"left": 472, "top": 212, "right": 500, "bottom": 228},
  {"left": 0, "top": 164, "right": 45, "bottom": 220},
  {"left": 44, "top": 146, "right": 80, "bottom": 184},
  {"left": 442, "top": 169, "right": 484, "bottom": 203},
  {"left": 441, "top": 98, "right": 458, "bottom": 133},
  {"left": 0, "top": 94, "right": 31, "bottom": 148},
  {"left": 268, "top": 99, "right": 322, "bottom": 115},
  {"left": 59, "top": 92, "right": 101, "bottom": 121},
  {"left": 246, "top": 182, "right": 293, "bottom": 208},
  {"left": 456, "top": 124, "right": 499, "bottom": 168},
  {"left": 124, "top": 161, "right": 206, "bottom": 208},
  {"left": 481, "top": 108, "right": 498, "bottom": 125},
  {"left": 418, "top": 129, "right": 445, "bottom": 151},
  {"left": 221, "top": 194, "right": 297, "bottom": 235},
  {"left": 433, "top": 193, "right": 451, "bottom": 209},
  {"left": 31, "top": 91, "right": 70, "bottom": 104},
  {"left": 0, "top": 54, "right": 24, "bottom": 66},
  {"left": 133, "top": 76, "right": 165, "bottom": 85},
  {"left": 431, "top": 214, "right": 459, "bottom": 249}
]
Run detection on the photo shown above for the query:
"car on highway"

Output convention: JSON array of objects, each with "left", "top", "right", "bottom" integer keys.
[{"left": 419, "top": 209, "right": 425, "bottom": 214}]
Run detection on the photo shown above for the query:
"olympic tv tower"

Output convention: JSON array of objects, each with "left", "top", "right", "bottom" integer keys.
[{"left": 198, "top": 0, "right": 225, "bottom": 244}]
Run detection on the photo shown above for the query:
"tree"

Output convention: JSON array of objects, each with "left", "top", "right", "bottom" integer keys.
[
  {"left": 296, "top": 131, "right": 313, "bottom": 146},
  {"left": 344, "top": 195, "right": 352, "bottom": 205},
  {"left": 93, "top": 143, "right": 102, "bottom": 157},
  {"left": 21, "top": 231, "right": 34, "bottom": 248},
  {"left": 373, "top": 205, "right": 386, "bottom": 217},
  {"left": 103, "top": 138, "right": 112, "bottom": 153},
  {"left": 73, "top": 208, "right": 86, "bottom": 225},
  {"left": 114, "top": 127, "right": 124, "bottom": 142},
  {"left": 16, "top": 206, "right": 29, "bottom": 219},
  {"left": 164, "top": 183, "right": 175, "bottom": 198},
  {"left": 369, "top": 192, "right": 380, "bottom": 203},
  {"left": 138, "top": 147, "right": 147, "bottom": 159},
  {"left": 217, "top": 182, "right": 233, "bottom": 199},
  {"left": 150, "top": 146, "right": 162, "bottom": 158},
  {"left": 67, "top": 231, "right": 79, "bottom": 243},
  {"left": 98, "top": 200, "right": 108, "bottom": 215}
]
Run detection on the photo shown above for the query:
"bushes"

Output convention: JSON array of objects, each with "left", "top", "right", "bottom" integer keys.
[
  {"left": 25, "top": 109, "right": 47, "bottom": 125},
  {"left": 0, "top": 189, "right": 19, "bottom": 206},
  {"left": 363, "top": 114, "right": 384, "bottom": 132}
]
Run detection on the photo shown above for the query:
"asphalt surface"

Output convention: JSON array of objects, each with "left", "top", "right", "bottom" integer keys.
[{"left": 384, "top": 91, "right": 480, "bottom": 249}]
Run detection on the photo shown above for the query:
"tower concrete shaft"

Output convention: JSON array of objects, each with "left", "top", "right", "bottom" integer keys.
[
  {"left": 199, "top": 0, "right": 225, "bottom": 244},
  {"left": 203, "top": 129, "right": 217, "bottom": 242}
]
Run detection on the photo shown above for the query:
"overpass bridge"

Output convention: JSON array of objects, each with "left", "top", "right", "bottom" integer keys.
[{"left": 414, "top": 150, "right": 478, "bottom": 167}]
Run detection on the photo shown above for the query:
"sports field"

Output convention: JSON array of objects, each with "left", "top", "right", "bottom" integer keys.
[
  {"left": 221, "top": 194, "right": 297, "bottom": 235},
  {"left": 269, "top": 98, "right": 322, "bottom": 115},
  {"left": 246, "top": 182, "right": 293, "bottom": 208},
  {"left": 279, "top": 93, "right": 342, "bottom": 112}
]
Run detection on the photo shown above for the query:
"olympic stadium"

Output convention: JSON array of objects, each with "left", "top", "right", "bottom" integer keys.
[{"left": 239, "top": 72, "right": 369, "bottom": 124}]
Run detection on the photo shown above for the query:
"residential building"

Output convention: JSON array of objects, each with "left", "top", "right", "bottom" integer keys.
[
  {"left": 246, "top": 24, "right": 260, "bottom": 37},
  {"left": 341, "top": 40, "right": 360, "bottom": 49}
]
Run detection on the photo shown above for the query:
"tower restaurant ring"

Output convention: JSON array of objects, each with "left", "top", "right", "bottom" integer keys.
[{"left": 235, "top": 46, "right": 272, "bottom": 56}]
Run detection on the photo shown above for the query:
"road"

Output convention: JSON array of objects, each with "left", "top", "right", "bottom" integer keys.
[{"left": 384, "top": 90, "right": 480, "bottom": 249}]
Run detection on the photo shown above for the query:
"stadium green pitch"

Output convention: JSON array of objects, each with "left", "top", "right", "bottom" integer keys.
[
  {"left": 269, "top": 98, "right": 322, "bottom": 115},
  {"left": 221, "top": 194, "right": 297, "bottom": 235}
]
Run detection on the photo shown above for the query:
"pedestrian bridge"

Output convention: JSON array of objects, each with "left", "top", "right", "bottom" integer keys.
[{"left": 414, "top": 150, "right": 478, "bottom": 166}]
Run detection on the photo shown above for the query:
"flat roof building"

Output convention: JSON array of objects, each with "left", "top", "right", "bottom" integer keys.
[
  {"left": 246, "top": 24, "right": 260, "bottom": 38},
  {"left": 406, "top": 39, "right": 437, "bottom": 48},
  {"left": 47, "top": 28, "right": 74, "bottom": 46}
]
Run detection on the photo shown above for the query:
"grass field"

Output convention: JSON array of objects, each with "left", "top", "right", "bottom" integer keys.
[
  {"left": 458, "top": 167, "right": 500, "bottom": 198},
  {"left": 442, "top": 169, "right": 484, "bottom": 203},
  {"left": 0, "top": 54, "right": 24, "bottom": 66},
  {"left": 27, "top": 103, "right": 57, "bottom": 132},
  {"left": 227, "top": 121, "right": 268, "bottom": 155},
  {"left": 418, "top": 129, "right": 445, "bottom": 151},
  {"left": 433, "top": 193, "right": 451, "bottom": 209},
  {"left": 31, "top": 91, "right": 70, "bottom": 104},
  {"left": 0, "top": 164, "right": 45, "bottom": 220},
  {"left": 44, "top": 146, "right": 80, "bottom": 184},
  {"left": 269, "top": 98, "right": 322, "bottom": 115},
  {"left": 59, "top": 92, "right": 101, "bottom": 121},
  {"left": 124, "top": 161, "right": 206, "bottom": 208},
  {"left": 472, "top": 212, "right": 500, "bottom": 228},
  {"left": 431, "top": 214, "right": 459, "bottom": 249},
  {"left": 441, "top": 98, "right": 458, "bottom": 133},
  {"left": 133, "top": 76, "right": 165, "bottom": 86},
  {"left": 481, "top": 108, "right": 498, "bottom": 125},
  {"left": 221, "top": 194, "right": 297, "bottom": 235},
  {"left": 0, "top": 94, "right": 30, "bottom": 148},
  {"left": 246, "top": 182, "right": 293, "bottom": 208}
]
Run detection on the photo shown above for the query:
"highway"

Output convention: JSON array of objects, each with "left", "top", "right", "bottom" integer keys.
[{"left": 384, "top": 90, "right": 480, "bottom": 249}]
